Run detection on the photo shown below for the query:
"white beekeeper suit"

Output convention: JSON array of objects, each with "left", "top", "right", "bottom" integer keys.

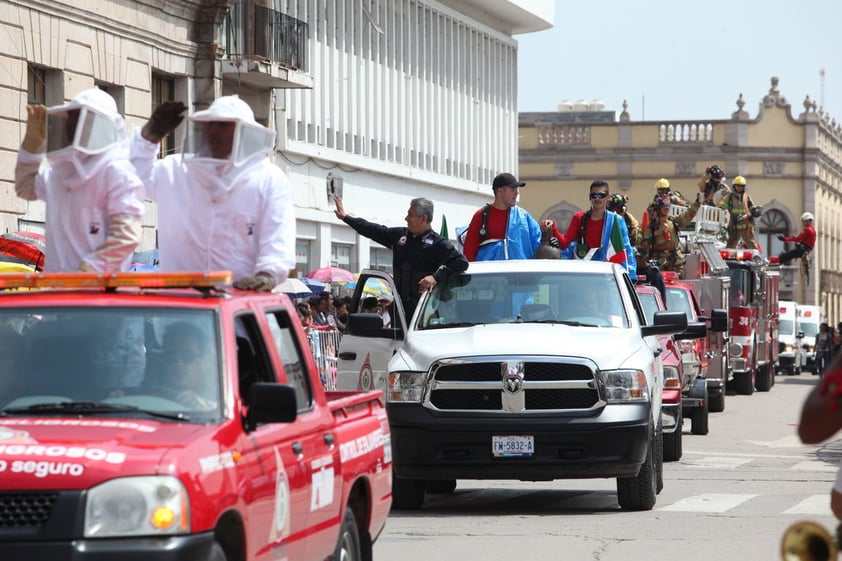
[
  {"left": 131, "top": 95, "right": 295, "bottom": 286},
  {"left": 14, "top": 87, "right": 144, "bottom": 272}
]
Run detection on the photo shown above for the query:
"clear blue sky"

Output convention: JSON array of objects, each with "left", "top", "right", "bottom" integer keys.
[{"left": 516, "top": 0, "right": 842, "bottom": 123}]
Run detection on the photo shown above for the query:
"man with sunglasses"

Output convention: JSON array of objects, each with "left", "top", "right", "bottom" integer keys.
[
  {"left": 462, "top": 172, "right": 549, "bottom": 261},
  {"left": 545, "top": 180, "right": 637, "bottom": 279},
  {"left": 15, "top": 87, "right": 145, "bottom": 272}
]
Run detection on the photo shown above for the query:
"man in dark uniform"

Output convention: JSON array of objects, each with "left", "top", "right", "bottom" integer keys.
[{"left": 333, "top": 195, "right": 468, "bottom": 317}]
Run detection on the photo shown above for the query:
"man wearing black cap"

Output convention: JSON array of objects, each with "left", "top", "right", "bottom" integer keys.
[{"left": 462, "top": 172, "right": 547, "bottom": 261}]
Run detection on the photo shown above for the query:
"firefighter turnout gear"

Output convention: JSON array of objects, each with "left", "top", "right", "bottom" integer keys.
[{"left": 640, "top": 197, "right": 701, "bottom": 275}]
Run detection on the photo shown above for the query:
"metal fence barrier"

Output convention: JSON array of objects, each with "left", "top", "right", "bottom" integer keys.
[{"left": 308, "top": 329, "right": 342, "bottom": 391}]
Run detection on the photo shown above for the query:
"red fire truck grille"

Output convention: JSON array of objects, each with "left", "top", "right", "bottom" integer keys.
[{"left": 0, "top": 492, "right": 58, "bottom": 528}]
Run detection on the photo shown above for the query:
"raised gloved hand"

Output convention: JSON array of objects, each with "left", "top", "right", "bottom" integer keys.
[
  {"left": 750, "top": 206, "right": 763, "bottom": 218},
  {"left": 21, "top": 104, "right": 48, "bottom": 153},
  {"left": 141, "top": 101, "right": 187, "bottom": 143},
  {"left": 776, "top": 234, "right": 786, "bottom": 242},
  {"left": 233, "top": 273, "right": 276, "bottom": 292}
]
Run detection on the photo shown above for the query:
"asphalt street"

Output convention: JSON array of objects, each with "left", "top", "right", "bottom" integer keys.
[{"left": 374, "top": 373, "right": 840, "bottom": 561}]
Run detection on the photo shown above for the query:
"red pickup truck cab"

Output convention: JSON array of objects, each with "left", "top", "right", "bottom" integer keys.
[{"left": 0, "top": 272, "right": 391, "bottom": 561}]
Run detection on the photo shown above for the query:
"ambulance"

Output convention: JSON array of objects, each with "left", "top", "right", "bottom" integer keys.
[
  {"left": 777, "top": 300, "right": 802, "bottom": 375},
  {"left": 797, "top": 304, "right": 826, "bottom": 373}
]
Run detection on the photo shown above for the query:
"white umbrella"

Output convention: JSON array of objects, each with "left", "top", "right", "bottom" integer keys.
[{"left": 273, "top": 277, "right": 313, "bottom": 298}]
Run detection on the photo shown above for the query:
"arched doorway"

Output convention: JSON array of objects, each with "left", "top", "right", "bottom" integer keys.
[{"left": 757, "top": 209, "right": 788, "bottom": 257}]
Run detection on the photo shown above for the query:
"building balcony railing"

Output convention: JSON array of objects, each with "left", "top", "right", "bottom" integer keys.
[
  {"left": 221, "top": 2, "right": 313, "bottom": 90},
  {"left": 659, "top": 122, "right": 715, "bottom": 143},
  {"left": 537, "top": 124, "right": 591, "bottom": 145}
]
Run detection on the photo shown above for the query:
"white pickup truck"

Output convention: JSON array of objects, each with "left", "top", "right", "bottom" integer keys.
[{"left": 337, "top": 260, "right": 686, "bottom": 511}]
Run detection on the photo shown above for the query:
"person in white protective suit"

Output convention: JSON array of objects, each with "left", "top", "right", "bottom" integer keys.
[
  {"left": 131, "top": 95, "right": 295, "bottom": 291},
  {"left": 15, "top": 87, "right": 144, "bottom": 271}
]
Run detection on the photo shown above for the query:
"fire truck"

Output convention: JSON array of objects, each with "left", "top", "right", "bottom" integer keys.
[
  {"left": 670, "top": 204, "right": 779, "bottom": 409},
  {"left": 718, "top": 247, "right": 780, "bottom": 394},
  {"left": 676, "top": 240, "right": 732, "bottom": 413}
]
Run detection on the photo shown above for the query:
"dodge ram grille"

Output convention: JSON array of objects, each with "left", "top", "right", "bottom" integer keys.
[{"left": 427, "top": 359, "right": 600, "bottom": 413}]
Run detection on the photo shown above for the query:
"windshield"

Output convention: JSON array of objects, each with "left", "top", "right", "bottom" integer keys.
[
  {"left": 417, "top": 270, "right": 628, "bottom": 329},
  {"left": 665, "top": 287, "right": 695, "bottom": 321},
  {"left": 0, "top": 308, "right": 221, "bottom": 421},
  {"left": 779, "top": 319, "right": 794, "bottom": 337},
  {"left": 727, "top": 269, "right": 751, "bottom": 306},
  {"left": 801, "top": 322, "right": 819, "bottom": 338},
  {"left": 638, "top": 292, "right": 660, "bottom": 324}
]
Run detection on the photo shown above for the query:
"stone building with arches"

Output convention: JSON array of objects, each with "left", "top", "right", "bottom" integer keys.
[{"left": 518, "top": 77, "right": 842, "bottom": 321}]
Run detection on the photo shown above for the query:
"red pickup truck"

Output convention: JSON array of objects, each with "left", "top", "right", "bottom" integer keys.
[{"left": 0, "top": 272, "right": 391, "bottom": 561}]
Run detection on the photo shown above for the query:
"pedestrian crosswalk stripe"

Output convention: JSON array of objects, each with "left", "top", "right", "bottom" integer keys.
[
  {"left": 680, "top": 456, "right": 753, "bottom": 469},
  {"left": 783, "top": 495, "right": 833, "bottom": 516},
  {"left": 658, "top": 493, "right": 758, "bottom": 513},
  {"left": 789, "top": 460, "right": 838, "bottom": 473}
]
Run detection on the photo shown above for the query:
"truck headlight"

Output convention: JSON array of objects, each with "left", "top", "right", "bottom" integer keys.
[
  {"left": 387, "top": 371, "right": 426, "bottom": 403},
  {"left": 85, "top": 476, "right": 189, "bottom": 538},
  {"left": 600, "top": 369, "right": 649, "bottom": 403},
  {"left": 663, "top": 365, "right": 681, "bottom": 389},
  {"left": 729, "top": 342, "right": 743, "bottom": 357}
]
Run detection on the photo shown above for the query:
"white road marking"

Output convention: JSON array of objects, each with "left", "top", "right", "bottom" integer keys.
[
  {"left": 680, "top": 456, "right": 753, "bottom": 469},
  {"left": 658, "top": 493, "right": 758, "bottom": 513},
  {"left": 745, "top": 436, "right": 811, "bottom": 449},
  {"left": 789, "top": 460, "right": 838, "bottom": 472},
  {"left": 783, "top": 495, "right": 834, "bottom": 516}
]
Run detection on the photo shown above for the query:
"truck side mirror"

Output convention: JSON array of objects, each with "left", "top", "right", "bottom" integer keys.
[
  {"left": 675, "top": 321, "right": 707, "bottom": 341},
  {"left": 245, "top": 383, "right": 297, "bottom": 431},
  {"left": 347, "top": 312, "right": 404, "bottom": 340},
  {"left": 709, "top": 309, "right": 728, "bottom": 333}
]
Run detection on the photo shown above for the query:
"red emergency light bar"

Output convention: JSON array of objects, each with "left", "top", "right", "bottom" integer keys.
[
  {"left": 719, "top": 249, "right": 757, "bottom": 261},
  {"left": 768, "top": 256, "right": 780, "bottom": 264},
  {"left": 662, "top": 271, "right": 679, "bottom": 283},
  {"left": 0, "top": 271, "right": 233, "bottom": 290}
]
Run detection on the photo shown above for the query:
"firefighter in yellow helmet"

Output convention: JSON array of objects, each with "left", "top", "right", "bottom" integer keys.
[
  {"left": 654, "top": 178, "right": 688, "bottom": 207},
  {"left": 719, "top": 175, "right": 762, "bottom": 249}
]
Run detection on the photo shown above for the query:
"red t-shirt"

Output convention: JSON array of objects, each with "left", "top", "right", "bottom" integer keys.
[
  {"left": 463, "top": 206, "right": 511, "bottom": 261},
  {"left": 551, "top": 211, "right": 604, "bottom": 250}
]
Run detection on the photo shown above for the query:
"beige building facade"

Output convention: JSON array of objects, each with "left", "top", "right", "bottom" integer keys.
[{"left": 518, "top": 77, "right": 842, "bottom": 321}]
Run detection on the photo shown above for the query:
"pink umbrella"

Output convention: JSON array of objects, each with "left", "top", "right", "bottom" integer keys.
[{"left": 305, "top": 266, "right": 355, "bottom": 283}]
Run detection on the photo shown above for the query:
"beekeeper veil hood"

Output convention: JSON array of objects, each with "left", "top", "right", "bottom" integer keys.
[
  {"left": 182, "top": 95, "right": 276, "bottom": 200},
  {"left": 183, "top": 95, "right": 275, "bottom": 168},
  {"left": 45, "top": 87, "right": 128, "bottom": 185}
]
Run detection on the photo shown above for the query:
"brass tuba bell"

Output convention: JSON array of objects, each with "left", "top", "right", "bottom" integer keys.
[{"left": 781, "top": 521, "right": 840, "bottom": 561}]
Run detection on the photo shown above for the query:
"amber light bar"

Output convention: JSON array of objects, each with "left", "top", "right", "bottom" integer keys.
[{"left": 0, "top": 271, "right": 232, "bottom": 290}]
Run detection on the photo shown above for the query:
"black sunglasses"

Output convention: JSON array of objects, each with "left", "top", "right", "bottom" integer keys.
[{"left": 589, "top": 192, "right": 609, "bottom": 200}]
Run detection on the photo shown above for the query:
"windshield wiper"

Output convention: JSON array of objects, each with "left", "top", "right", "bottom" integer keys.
[{"left": 1, "top": 401, "right": 189, "bottom": 421}]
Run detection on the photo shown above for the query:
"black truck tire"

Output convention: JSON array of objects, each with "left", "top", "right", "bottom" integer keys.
[
  {"left": 617, "top": 429, "right": 658, "bottom": 511},
  {"left": 708, "top": 388, "right": 725, "bottom": 413},
  {"left": 392, "top": 475, "right": 426, "bottom": 510},
  {"left": 663, "top": 408, "right": 683, "bottom": 462},
  {"left": 332, "top": 506, "right": 362, "bottom": 561},
  {"left": 691, "top": 404, "right": 710, "bottom": 435}
]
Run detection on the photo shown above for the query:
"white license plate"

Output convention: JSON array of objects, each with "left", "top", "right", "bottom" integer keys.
[{"left": 492, "top": 435, "right": 534, "bottom": 457}]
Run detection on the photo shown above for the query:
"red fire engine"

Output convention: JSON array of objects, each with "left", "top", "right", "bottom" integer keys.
[
  {"left": 674, "top": 240, "right": 732, "bottom": 412},
  {"left": 717, "top": 248, "right": 780, "bottom": 395}
]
